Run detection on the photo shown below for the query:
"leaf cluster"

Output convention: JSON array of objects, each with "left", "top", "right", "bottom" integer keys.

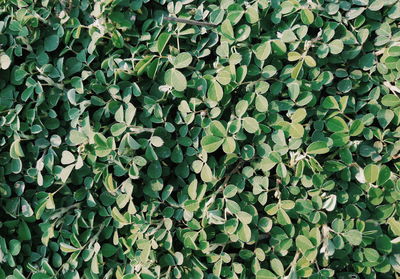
[{"left": 0, "top": 0, "right": 400, "bottom": 279}]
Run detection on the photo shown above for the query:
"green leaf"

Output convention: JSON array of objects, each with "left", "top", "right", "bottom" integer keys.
[
  {"left": 304, "top": 55, "right": 316, "bottom": 67},
  {"left": 71, "top": 77, "right": 84, "bottom": 94},
  {"left": 255, "top": 95, "right": 269, "bottom": 112},
  {"left": 377, "top": 165, "right": 391, "bottom": 186},
  {"left": 60, "top": 242, "right": 81, "bottom": 253},
  {"left": 221, "top": 19, "right": 235, "bottom": 40},
  {"left": 157, "top": 32, "right": 171, "bottom": 54},
  {"left": 388, "top": 218, "right": 400, "bottom": 236},
  {"left": 288, "top": 51, "right": 302, "bottom": 61},
  {"left": 277, "top": 208, "right": 291, "bottom": 225},
  {"left": 270, "top": 258, "right": 284, "bottom": 277},
  {"left": 349, "top": 120, "right": 364, "bottom": 136},
  {"left": 235, "top": 100, "right": 249, "bottom": 117},
  {"left": 282, "top": 29, "right": 297, "bottom": 43},
  {"left": 223, "top": 185, "right": 238, "bottom": 199},
  {"left": 10, "top": 140, "right": 24, "bottom": 159},
  {"left": 9, "top": 239, "right": 21, "bottom": 256},
  {"left": 364, "top": 164, "right": 379, "bottom": 183},
  {"left": 381, "top": 94, "right": 400, "bottom": 107},
  {"left": 256, "top": 269, "right": 277, "bottom": 279},
  {"left": 173, "top": 52, "right": 192, "bottom": 69},
  {"left": 111, "top": 30, "right": 124, "bottom": 48},
  {"left": 102, "top": 243, "right": 117, "bottom": 258},
  {"left": 289, "top": 123, "right": 304, "bottom": 138},
  {"left": 329, "top": 39, "right": 344, "bottom": 54},
  {"left": 222, "top": 137, "right": 236, "bottom": 154},
  {"left": 103, "top": 174, "right": 116, "bottom": 194},
  {"left": 291, "top": 108, "right": 307, "bottom": 123},
  {"left": 32, "top": 273, "right": 52, "bottom": 279},
  {"left": 0, "top": 54, "right": 11, "bottom": 70},
  {"left": 375, "top": 235, "right": 392, "bottom": 254},
  {"left": 245, "top": 4, "right": 259, "bottom": 24},
  {"left": 296, "top": 235, "right": 314, "bottom": 253},
  {"left": 44, "top": 34, "right": 59, "bottom": 52},
  {"left": 134, "top": 55, "right": 154, "bottom": 76},
  {"left": 69, "top": 130, "right": 87, "bottom": 145},
  {"left": 201, "top": 163, "right": 213, "bottom": 182},
  {"left": 291, "top": 60, "right": 303, "bottom": 79},
  {"left": 150, "top": 136, "right": 164, "bottom": 147},
  {"left": 262, "top": 65, "right": 277, "bottom": 78},
  {"left": 60, "top": 164, "right": 74, "bottom": 183},
  {"left": 184, "top": 200, "right": 200, "bottom": 212},
  {"left": 306, "top": 141, "right": 329, "bottom": 155},
  {"left": 208, "top": 80, "right": 223, "bottom": 102},
  {"left": 254, "top": 41, "right": 271, "bottom": 61},
  {"left": 364, "top": 248, "right": 380, "bottom": 262},
  {"left": 111, "top": 207, "right": 129, "bottom": 225},
  {"left": 300, "top": 9, "right": 314, "bottom": 24},
  {"left": 237, "top": 222, "right": 251, "bottom": 242},
  {"left": 165, "top": 68, "right": 187, "bottom": 91},
  {"left": 12, "top": 269, "right": 26, "bottom": 279},
  {"left": 148, "top": 161, "right": 162, "bottom": 179},
  {"left": 183, "top": 236, "right": 197, "bottom": 250},
  {"left": 14, "top": 68, "right": 27, "bottom": 82},
  {"left": 242, "top": 117, "right": 259, "bottom": 133},
  {"left": 110, "top": 123, "right": 127, "bottom": 137},
  {"left": 369, "top": 0, "right": 384, "bottom": 11},
  {"left": 377, "top": 109, "right": 394, "bottom": 128},
  {"left": 210, "top": 120, "right": 227, "bottom": 138},
  {"left": 322, "top": 96, "right": 339, "bottom": 110},
  {"left": 343, "top": 230, "right": 362, "bottom": 246},
  {"left": 322, "top": 195, "right": 337, "bottom": 211},
  {"left": 227, "top": 4, "right": 244, "bottom": 24},
  {"left": 201, "top": 135, "right": 224, "bottom": 153},
  {"left": 61, "top": 150, "right": 75, "bottom": 165},
  {"left": 326, "top": 116, "right": 348, "bottom": 132},
  {"left": 388, "top": 45, "right": 400, "bottom": 56},
  {"left": 216, "top": 68, "right": 231, "bottom": 85},
  {"left": 237, "top": 211, "right": 252, "bottom": 224},
  {"left": 213, "top": 259, "right": 222, "bottom": 277},
  {"left": 21, "top": 198, "right": 33, "bottom": 217}
]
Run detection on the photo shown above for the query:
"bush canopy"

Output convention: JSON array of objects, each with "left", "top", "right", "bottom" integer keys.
[{"left": 1, "top": 0, "right": 400, "bottom": 278}]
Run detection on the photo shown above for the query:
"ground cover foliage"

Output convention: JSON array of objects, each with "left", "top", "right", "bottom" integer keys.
[{"left": 1, "top": 0, "right": 400, "bottom": 278}]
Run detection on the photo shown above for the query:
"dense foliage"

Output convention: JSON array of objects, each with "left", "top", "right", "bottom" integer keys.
[{"left": 1, "top": 0, "right": 400, "bottom": 278}]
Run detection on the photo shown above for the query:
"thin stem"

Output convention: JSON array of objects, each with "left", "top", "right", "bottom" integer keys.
[
  {"left": 342, "top": 113, "right": 353, "bottom": 121},
  {"left": 164, "top": 16, "right": 218, "bottom": 28},
  {"left": 86, "top": 221, "right": 107, "bottom": 248},
  {"left": 204, "top": 160, "right": 245, "bottom": 212},
  {"left": 267, "top": 187, "right": 279, "bottom": 193},
  {"left": 53, "top": 184, "right": 65, "bottom": 195},
  {"left": 176, "top": 33, "right": 180, "bottom": 52},
  {"left": 285, "top": 251, "right": 300, "bottom": 273}
]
